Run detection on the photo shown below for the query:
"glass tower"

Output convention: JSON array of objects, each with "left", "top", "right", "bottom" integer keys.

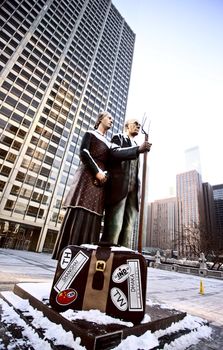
[{"left": 0, "top": 0, "right": 135, "bottom": 252}]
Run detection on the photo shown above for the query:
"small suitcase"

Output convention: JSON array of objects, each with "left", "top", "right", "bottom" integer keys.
[{"left": 49, "top": 243, "right": 147, "bottom": 324}]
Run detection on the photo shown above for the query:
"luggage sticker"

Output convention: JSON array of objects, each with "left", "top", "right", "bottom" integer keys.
[
  {"left": 127, "top": 259, "right": 143, "bottom": 311},
  {"left": 54, "top": 250, "right": 89, "bottom": 293},
  {"left": 112, "top": 264, "right": 131, "bottom": 283},
  {"left": 110, "top": 287, "right": 128, "bottom": 311},
  {"left": 60, "top": 248, "right": 72, "bottom": 269},
  {"left": 56, "top": 288, "right": 78, "bottom": 305}
]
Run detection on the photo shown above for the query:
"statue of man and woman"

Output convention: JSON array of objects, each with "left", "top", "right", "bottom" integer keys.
[{"left": 52, "top": 111, "right": 152, "bottom": 260}]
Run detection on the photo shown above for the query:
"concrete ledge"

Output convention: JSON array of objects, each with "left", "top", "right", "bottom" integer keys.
[{"left": 151, "top": 263, "right": 223, "bottom": 279}]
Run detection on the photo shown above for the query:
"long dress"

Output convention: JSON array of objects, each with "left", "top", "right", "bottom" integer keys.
[{"left": 52, "top": 130, "right": 110, "bottom": 260}]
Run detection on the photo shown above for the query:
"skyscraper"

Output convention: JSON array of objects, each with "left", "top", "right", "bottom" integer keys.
[
  {"left": 176, "top": 170, "right": 205, "bottom": 257},
  {"left": 0, "top": 0, "right": 135, "bottom": 252},
  {"left": 203, "top": 182, "right": 216, "bottom": 234},
  {"left": 213, "top": 184, "right": 223, "bottom": 233}
]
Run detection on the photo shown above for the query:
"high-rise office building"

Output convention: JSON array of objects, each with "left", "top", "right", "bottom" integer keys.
[
  {"left": 176, "top": 170, "right": 205, "bottom": 256},
  {"left": 213, "top": 184, "right": 223, "bottom": 233},
  {"left": 203, "top": 182, "right": 216, "bottom": 234},
  {"left": 0, "top": 0, "right": 135, "bottom": 252},
  {"left": 146, "top": 197, "right": 178, "bottom": 251}
]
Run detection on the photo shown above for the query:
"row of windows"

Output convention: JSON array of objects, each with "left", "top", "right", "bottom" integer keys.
[
  {"left": 4, "top": 199, "right": 45, "bottom": 219},
  {"left": 30, "top": 135, "right": 65, "bottom": 159},
  {"left": 0, "top": 149, "right": 17, "bottom": 164},
  {"left": 3, "top": 0, "right": 40, "bottom": 18},
  {"left": 10, "top": 185, "right": 49, "bottom": 204},
  {"left": 0, "top": 135, "right": 22, "bottom": 151},
  {"left": 0, "top": 101, "right": 35, "bottom": 120},
  {"left": 0, "top": 109, "right": 31, "bottom": 129},
  {"left": 3, "top": 74, "right": 44, "bottom": 101},
  {"left": 20, "top": 158, "right": 51, "bottom": 177},
  {"left": 26, "top": 147, "right": 55, "bottom": 167},
  {"left": 15, "top": 170, "right": 54, "bottom": 192}
]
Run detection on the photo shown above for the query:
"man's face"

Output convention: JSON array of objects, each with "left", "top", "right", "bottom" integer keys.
[{"left": 126, "top": 120, "right": 141, "bottom": 137}]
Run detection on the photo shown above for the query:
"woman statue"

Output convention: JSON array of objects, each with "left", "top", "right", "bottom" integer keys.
[{"left": 52, "top": 111, "right": 113, "bottom": 259}]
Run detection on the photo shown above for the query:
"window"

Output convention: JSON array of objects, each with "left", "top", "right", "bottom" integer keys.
[
  {"left": 26, "top": 205, "right": 38, "bottom": 217},
  {"left": 0, "top": 149, "right": 7, "bottom": 160},
  {"left": 0, "top": 105, "right": 12, "bottom": 117},
  {"left": 12, "top": 140, "right": 22, "bottom": 150},
  {"left": 10, "top": 185, "right": 20, "bottom": 195},
  {"left": 4, "top": 200, "right": 15, "bottom": 211},
  {"left": 6, "top": 152, "right": 17, "bottom": 163},
  {"left": 0, "top": 180, "right": 6, "bottom": 191},
  {"left": 1, "top": 136, "right": 13, "bottom": 147},
  {"left": 0, "top": 165, "right": 11, "bottom": 176}
]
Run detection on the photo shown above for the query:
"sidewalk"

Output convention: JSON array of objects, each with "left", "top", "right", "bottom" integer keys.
[
  {"left": 1, "top": 248, "right": 223, "bottom": 349},
  {"left": 0, "top": 248, "right": 57, "bottom": 291},
  {"left": 147, "top": 268, "right": 223, "bottom": 327}
]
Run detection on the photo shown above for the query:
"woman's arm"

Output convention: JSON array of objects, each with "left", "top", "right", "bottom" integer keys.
[
  {"left": 80, "top": 132, "right": 100, "bottom": 175},
  {"left": 80, "top": 132, "right": 107, "bottom": 184}
]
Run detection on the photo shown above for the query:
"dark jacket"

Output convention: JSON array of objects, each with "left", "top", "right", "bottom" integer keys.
[{"left": 106, "top": 133, "right": 140, "bottom": 209}]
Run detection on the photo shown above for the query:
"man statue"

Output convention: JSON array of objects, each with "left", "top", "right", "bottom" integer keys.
[{"left": 101, "top": 118, "right": 152, "bottom": 248}]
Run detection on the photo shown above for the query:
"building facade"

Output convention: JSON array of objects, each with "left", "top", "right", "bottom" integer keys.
[
  {"left": 213, "top": 184, "right": 223, "bottom": 234},
  {"left": 0, "top": 0, "right": 135, "bottom": 252},
  {"left": 203, "top": 182, "right": 216, "bottom": 234},
  {"left": 176, "top": 170, "right": 205, "bottom": 257},
  {"left": 146, "top": 197, "right": 178, "bottom": 252}
]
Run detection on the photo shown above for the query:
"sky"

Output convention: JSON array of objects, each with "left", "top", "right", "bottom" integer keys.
[{"left": 113, "top": 0, "right": 223, "bottom": 201}]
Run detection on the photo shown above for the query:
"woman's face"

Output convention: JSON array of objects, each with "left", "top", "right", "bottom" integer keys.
[{"left": 101, "top": 113, "right": 113, "bottom": 130}]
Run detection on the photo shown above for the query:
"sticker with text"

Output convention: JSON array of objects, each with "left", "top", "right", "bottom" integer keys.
[
  {"left": 110, "top": 287, "right": 128, "bottom": 311},
  {"left": 60, "top": 248, "right": 72, "bottom": 269},
  {"left": 127, "top": 259, "right": 143, "bottom": 311},
  {"left": 112, "top": 264, "right": 131, "bottom": 283},
  {"left": 54, "top": 250, "right": 89, "bottom": 292}
]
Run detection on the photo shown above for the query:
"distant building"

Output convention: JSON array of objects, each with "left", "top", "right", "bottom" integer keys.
[
  {"left": 203, "top": 182, "right": 216, "bottom": 234},
  {"left": 176, "top": 170, "right": 205, "bottom": 257},
  {"left": 146, "top": 197, "right": 178, "bottom": 251},
  {"left": 146, "top": 169, "right": 222, "bottom": 258},
  {"left": 213, "top": 184, "right": 223, "bottom": 233},
  {"left": 0, "top": 0, "right": 135, "bottom": 252}
]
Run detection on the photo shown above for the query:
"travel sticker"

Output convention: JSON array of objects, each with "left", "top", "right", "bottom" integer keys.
[
  {"left": 56, "top": 288, "right": 78, "bottom": 305},
  {"left": 60, "top": 247, "right": 72, "bottom": 269},
  {"left": 54, "top": 250, "right": 89, "bottom": 292},
  {"left": 127, "top": 259, "right": 143, "bottom": 311},
  {"left": 110, "top": 287, "right": 128, "bottom": 311},
  {"left": 112, "top": 264, "right": 131, "bottom": 283}
]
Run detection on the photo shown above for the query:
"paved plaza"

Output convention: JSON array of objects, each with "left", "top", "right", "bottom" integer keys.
[{"left": 0, "top": 248, "right": 223, "bottom": 349}]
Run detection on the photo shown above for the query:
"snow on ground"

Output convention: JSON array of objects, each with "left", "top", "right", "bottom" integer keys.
[{"left": 0, "top": 282, "right": 213, "bottom": 350}]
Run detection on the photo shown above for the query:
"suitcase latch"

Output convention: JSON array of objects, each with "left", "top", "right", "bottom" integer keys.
[{"left": 96, "top": 260, "right": 106, "bottom": 272}]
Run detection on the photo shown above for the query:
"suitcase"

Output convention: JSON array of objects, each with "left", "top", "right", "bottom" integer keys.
[{"left": 49, "top": 243, "right": 147, "bottom": 324}]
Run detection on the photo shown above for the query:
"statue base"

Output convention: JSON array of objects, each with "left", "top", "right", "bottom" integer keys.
[{"left": 0, "top": 282, "right": 208, "bottom": 350}]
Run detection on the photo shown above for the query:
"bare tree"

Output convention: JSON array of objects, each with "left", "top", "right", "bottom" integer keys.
[{"left": 174, "top": 222, "right": 223, "bottom": 263}]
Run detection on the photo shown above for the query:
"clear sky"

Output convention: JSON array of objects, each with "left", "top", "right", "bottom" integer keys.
[{"left": 113, "top": 0, "right": 223, "bottom": 201}]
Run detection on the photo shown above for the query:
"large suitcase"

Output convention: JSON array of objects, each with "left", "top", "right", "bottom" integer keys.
[{"left": 49, "top": 243, "right": 147, "bottom": 324}]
